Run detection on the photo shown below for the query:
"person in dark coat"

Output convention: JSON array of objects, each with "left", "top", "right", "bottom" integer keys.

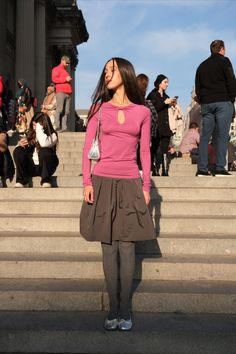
[
  {"left": 147, "top": 74, "right": 176, "bottom": 176},
  {"left": 0, "top": 78, "right": 14, "bottom": 187},
  {"left": 195, "top": 39, "right": 236, "bottom": 176}
]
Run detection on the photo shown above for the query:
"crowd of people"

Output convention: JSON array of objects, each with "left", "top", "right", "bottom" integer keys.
[
  {"left": 0, "top": 55, "right": 73, "bottom": 188},
  {"left": 0, "top": 41, "right": 235, "bottom": 188}
]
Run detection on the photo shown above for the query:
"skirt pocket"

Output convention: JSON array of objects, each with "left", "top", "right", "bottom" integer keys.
[{"left": 80, "top": 201, "right": 94, "bottom": 237}]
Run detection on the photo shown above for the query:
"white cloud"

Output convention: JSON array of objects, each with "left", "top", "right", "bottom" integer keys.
[{"left": 130, "top": 26, "right": 236, "bottom": 59}]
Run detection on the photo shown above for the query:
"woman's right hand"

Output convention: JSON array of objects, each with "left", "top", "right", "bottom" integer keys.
[
  {"left": 84, "top": 185, "right": 94, "bottom": 204},
  {"left": 165, "top": 97, "right": 177, "bottom": 105},
  {"left": 164, "top": 98, "right": 172, "bottom": 105},
  {"left": 18, "top": 138, "right": 28, "bottom": 148}
]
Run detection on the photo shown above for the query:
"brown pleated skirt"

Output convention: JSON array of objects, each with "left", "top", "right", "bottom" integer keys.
[{"left": 80, "top": 175, "right": 156, "bottom": 244}]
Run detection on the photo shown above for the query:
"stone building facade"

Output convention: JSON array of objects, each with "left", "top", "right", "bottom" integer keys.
[{"left": 0, "top": 0, "right": 89, "bottom": 130}]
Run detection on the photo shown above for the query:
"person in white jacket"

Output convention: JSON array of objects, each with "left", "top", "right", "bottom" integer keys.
[{"left": 13, "top": 112, "right": 59, "bottom": 188}]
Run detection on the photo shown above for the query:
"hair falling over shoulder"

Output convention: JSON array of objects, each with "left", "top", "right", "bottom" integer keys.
[
  {"left": 27, "top": 112, "right": 58, "bottom": 148},
  {"left": 87, "top": 57, "right": 144, "bottom": 121}
]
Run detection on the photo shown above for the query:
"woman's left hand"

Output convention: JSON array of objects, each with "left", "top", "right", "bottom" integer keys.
[{"left": 143, "top": 190, "right": 150, "bottom": 205}]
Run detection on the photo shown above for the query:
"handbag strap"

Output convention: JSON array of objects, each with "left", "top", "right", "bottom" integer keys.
[{"left": 95, "top": 107, "right": 101, "bottom": 140}]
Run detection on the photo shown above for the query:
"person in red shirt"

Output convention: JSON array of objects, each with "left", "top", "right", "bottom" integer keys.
[{"left": 51, "top": 56, "right": 72, "bottom": 131}]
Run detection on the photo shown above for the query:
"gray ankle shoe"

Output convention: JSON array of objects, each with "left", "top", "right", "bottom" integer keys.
[
  {"left": 104, "top": 318, "right": 118, "bottom": 331},
  {"left": 118, "top": 317, "right": 132, "bottom": 331}
]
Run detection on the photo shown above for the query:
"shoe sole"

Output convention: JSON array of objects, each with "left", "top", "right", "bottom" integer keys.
[
  {"left": 118, "top": 326, "right": 132, "bottom": 331},
  {"left": 104, "top": 326, "right": 118, "bottom": 331},
  {"left": 215, "top": 175, "right": 234, "bottom": 177}
]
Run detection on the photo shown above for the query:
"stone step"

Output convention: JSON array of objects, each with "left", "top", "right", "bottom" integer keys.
[
  {"left": 54, "top": 156, "right": 193, "bottom": 165},
  {"left": 54, "top": 162, "right": 197, "bottom": 173},
  {"left": 54, "top": 154, "right": 192, "bottom": 163},
  {"left": 2, "top": 184, "right": 236, "bottom": 201},
  {"left": 4, "top": 174, "right": 236, "bottom": 188},
  {"left": 54, "top": 151, "right": 84, "bottom": 159},
  {"left": 8, "top": 132, "right": 86, "bottom": 145},
  {"left": 53, "top": 169, "right": 196, "bottom": 177},
  {"left": 168, "top": 161, "right": 196, "bottom": 169},
  {"left": 55, "top": 157, "right": 83, "bottom": 164},
  {"left": 55, "top": 163, "right": 82, "bottom": 172},
  {"left": 52, "top": 151, "right": 192, "bottom": 164},
  {"left": 59, "top": 141, "right": 85, "bottom": 148},
  {"left": 169, "top": 171, "right": 197, "bottom": 177},
  {"left": 57, "top": 145, "right": 84, "bottom": 152},
  {"left": 0, "top": 199, "right": 236, "bottom": 216},
  {"left": 57, "top": 132, "right": 86, "bottom": 139},
  {"left": 53, "top": 170, "right": 200, "bottom": 177},
  {"left": 0, "top": 278, "right": 235, "bottom": 314},
  {"left": 0, "top": 214, "right": 236, "bottom": 234},
  {"left": 8, "top": 141, "right": 195, "bottom": 167},
  {"left": 0, "top": 311, "right": 235, "bottom": 354},
  {"left": 162, "top": 158, "right": 193, "bottom": 165},
  {"left": 9, "top": 146, "right": 84, "bottom": 155},
  {"left": 169, "top": 166, "right": 197, "bottom": 175},
  {"left": 0, "top": 232, "right": 235, "bottom": 255},
  {"left": 53, "top": 170, "right": 82, "bottom": 176},
  {"left": 0, "top": 253, "right": 235, "bottom": 281}
]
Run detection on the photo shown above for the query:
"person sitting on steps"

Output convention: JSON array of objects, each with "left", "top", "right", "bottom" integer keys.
[
  {"left": 41, "top": 83, "right": 57, "bottom": 129},
  {"left": 179, "top": 122, "right": 200, "bottom": 156},
  {"left": 13, "top": 112, "right": 59, "bottom": 188}
]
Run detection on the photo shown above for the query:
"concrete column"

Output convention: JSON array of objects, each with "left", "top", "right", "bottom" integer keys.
[
  {"left": 69, "top": 66, "right": 76, "bottom": 131},
  {"left": 35, "top": 0, "right": 46, "bottom": 109},
  {"left": 15, "top": 0, "right": 35, "bottom": 94},
  {"left": 0, "top": 0, "right": 7, "bottom": 75}
]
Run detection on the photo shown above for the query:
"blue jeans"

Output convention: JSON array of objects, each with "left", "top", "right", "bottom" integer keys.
[{"left": 198, "top": 101, "right": 234, "bottom": 171}]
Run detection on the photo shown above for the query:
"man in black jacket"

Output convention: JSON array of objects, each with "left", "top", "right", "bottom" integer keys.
[{"left": 195, "top": 39, "right": 236, "bottom": 176}]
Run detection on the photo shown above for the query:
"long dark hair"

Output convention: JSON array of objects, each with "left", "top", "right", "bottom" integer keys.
[
  {"left": 136, "top": 73, "right": 149, "bottom": 98},
  {"left": 27, "top": 112, "right": 58, "bottom": 149},
  {"left": 87, "top": 57, "right": 144, "bottom": 121}
]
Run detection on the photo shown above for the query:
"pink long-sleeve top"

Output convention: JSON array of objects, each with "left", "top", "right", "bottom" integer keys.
[{"left": 82, "top": 102, "right": 151, "bottom": 192}]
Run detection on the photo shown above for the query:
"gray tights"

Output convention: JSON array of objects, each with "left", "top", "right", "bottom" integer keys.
[{"left": 101, "top": 240, "right": 135, "bottom": 320}]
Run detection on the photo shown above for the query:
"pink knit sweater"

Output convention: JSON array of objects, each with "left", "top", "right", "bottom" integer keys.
[{"left": 82, "top": 102, "right": 151, "bottom": 192}]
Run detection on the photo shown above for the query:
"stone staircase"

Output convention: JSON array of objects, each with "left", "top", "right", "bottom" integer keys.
[{"left": 0, "top": 132, "right": 236, "bottom": 354}]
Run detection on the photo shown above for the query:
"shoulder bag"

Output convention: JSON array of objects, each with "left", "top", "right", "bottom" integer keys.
[{"left": 88, "top": 108, "right": 101, "bottom": 160}]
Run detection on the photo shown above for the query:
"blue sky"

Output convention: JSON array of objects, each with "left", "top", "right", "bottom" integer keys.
[{"left": 75, "top": 0, "right": 236, "bottom": 115}]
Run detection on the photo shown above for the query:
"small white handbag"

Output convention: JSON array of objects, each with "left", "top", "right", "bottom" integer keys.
[{"left": 88, "top": 108, "right": 101, "bottom": 160}]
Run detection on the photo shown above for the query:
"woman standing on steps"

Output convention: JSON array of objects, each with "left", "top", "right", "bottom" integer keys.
[
  {"left": 80, "top": 58, "right": 155, "bottom": 331},
  {"left": 147, "top": 75, "right": 177, "bottom": 176}
]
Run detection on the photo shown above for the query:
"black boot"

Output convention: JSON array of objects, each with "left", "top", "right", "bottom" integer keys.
[{"left": 152, "top": 164, "right": 160, "bottom": 176}]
